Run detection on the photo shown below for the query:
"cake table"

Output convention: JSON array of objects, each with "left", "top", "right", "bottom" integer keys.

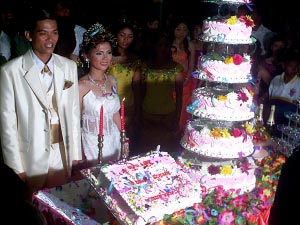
[
  {"left": 32, "top": 148, "right": 285, "bottom": 225},
  {"left": 32, "top": 179, "right": 112, "bottom": 225},
  {"left": 78, "top": 148, "right": 284, "bottom": 225}
]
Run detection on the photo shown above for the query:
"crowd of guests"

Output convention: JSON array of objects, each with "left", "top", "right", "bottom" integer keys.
[{"left": 0, "top": 0, "right": 300, "bottom": 224}]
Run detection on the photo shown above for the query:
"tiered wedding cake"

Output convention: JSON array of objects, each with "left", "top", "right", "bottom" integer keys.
[{"left": 180, "top": 0, "right": 257, "bottom": 194}]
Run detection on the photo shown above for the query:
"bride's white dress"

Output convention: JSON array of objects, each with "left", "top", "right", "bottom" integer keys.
[{"left": 81, "top": 91, "right": 121, "bottom": 164}]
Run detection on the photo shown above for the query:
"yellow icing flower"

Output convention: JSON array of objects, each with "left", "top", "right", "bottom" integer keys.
[
  {"left": 226, "top": 16, "right": 238, "bottom": 25},
  {"left": 263, "top": 188, "right": 271, "bottom": 197},
  {"left": 211, "top": 128, "right": 222, "bottom": 138},
  {"left": 217, "top": 95, "right": 227, "bottom": 101},
  {"left": 185, "top": 161, "right": 192, "bottom": 167},
  {"left": 244, "top": 121, "right": 253, "bottom": 134},
  {"left": 225, "top": 57, "right": 233, "bottom": 64},
  {"left": 221, "top": 165, "right": 232, "bottom": 175},
  {"left": 220, "top": 128, "right": 231, "bottom": 138},
  {"left": 262, "top": 174, "right": 270, "bottom": 182},
  {"left": 249, "top": 89, "right": 254, "bottom": 97}
]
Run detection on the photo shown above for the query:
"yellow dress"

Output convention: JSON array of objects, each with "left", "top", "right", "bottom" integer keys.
[
  {"left": 139, "top": 64, "right": 183, "bottom": 153},
  {"left": 107, "top": 60, "right": 141, "bottom": 139},
  {"left": 142, "top": 65, "right": 180, "bottom": 114}
]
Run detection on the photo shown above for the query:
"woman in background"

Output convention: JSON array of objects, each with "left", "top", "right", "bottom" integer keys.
[
  {"left": 139, "top": 31, "right": 183, "bottom": 153},
  {"left": 190, "top": 21, "right": 205, "bottom": 87},
  {"left": 170, "top": 17, "right": 196, "bottom": 135},
  {"left": 108, "top": 22, "right": 142, "bottom": 151}
]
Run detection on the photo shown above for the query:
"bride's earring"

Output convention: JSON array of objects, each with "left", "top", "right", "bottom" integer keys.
[{"left": 85, "top": 58, "right": 90, "bottom": 68}]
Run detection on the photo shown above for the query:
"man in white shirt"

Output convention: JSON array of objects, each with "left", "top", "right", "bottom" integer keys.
[
  {"left": 54, "top": 0, "right": 86, "bottom": 63},
  {"left": 268, "top": 51, "right": 300, "bottom": 124}
]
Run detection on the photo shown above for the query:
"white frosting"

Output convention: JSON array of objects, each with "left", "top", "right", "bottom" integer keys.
[
  {"left": 222, "top": 0, "right": 252, "bottom": 3},
  {"left": 194, "top": 54, "right": 252, "bottom": 83},
  {"left": 100, "top": 151, "right": 202, "bottom": 224},
  {"left": 180, "top": 121, "right": 255, "bottom": 158},
  {"left": 202, "top": 18, "right": 253, "bottom": 44},
  {"left": 206, "top": 0, "right": 252, "bottom": 3},
  {"left": 178, "top": 151, "right": 257, "bottom": 194},
  {"left": 187, "top": 86, "right": 255, "bottom": 121}
]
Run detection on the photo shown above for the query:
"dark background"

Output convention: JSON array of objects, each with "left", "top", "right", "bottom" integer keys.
[
  {"left": 0, "top": 0, "right": 296, "bottom": 35},
  {"left": 80, "top": 0, "right": 293, "bottom": 32}
]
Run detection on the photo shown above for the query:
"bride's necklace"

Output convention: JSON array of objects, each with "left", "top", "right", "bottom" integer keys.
[{"left": 88, "top": 74, "right": 107, "bottom": 94}]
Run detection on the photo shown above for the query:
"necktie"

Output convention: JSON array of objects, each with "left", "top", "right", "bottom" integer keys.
[{"left": 42, "top": 65, "right": 52, "bottom": 76}]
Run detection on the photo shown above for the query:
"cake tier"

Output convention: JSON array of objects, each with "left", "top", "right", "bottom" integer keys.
[
  {"left": 180, "top": 120, "right": 255, "bottom": 159},
  {"left": 99, "top": 151, "right": 202, "bottom": 224},
  {"left": 202, "top": 0, "right": 252, "bottom": 3},
  {"left": 187, "top": 86, "right": 255, "bottom": 121},
  {"left": 178, "top": 150, "right": 256, "bottom": 194},
  {"left": 193, "top": 52, "right": 252, "bottom": 83},
  {"left": 220, "top": 0, "right": 252, "bottom": 3},
  {"left": 201, "top": 16, "right": 254, "bottom": 44}
]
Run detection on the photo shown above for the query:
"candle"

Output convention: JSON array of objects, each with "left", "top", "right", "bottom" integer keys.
[
  {"left": 121, "top": 98, "right": 125, "bottom": 131},
  {"left": 99, "top": 105, "right": 103, "bottom": 136}
]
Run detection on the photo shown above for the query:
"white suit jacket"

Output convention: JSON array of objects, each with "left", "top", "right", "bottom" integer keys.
[{"left": 0, "top": 50, "right": 82, "bottom": 180}]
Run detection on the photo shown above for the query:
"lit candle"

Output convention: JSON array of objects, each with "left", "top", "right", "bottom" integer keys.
[
  {"left": 99, "top": 105, "right": 103, "bottom": 136},
  {"left": 121, "top": 98, "right": 125, "bottom": 131}
]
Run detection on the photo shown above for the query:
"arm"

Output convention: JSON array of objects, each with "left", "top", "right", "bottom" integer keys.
[
  {"left": 185, "top": 41, "right": 196, "bottom": 84},
  {"left": 132, "top": 66, "right": 142, "bottom": 127},
  {"left": 174, "top": 68, "right": 183, "bottom": 131},
  {"left": 78, "top": 79, "right": 86, "bottom": 117},
  {"left": 77, "top": 78, "right": 91, "bottom": 162},
  {"left": 268, "top": 77, "right": 275, "bottom": 100},
  {"left": 258, "top": 64, "right": 272, "bottom": 85},
  {"left": 0, "top": 67, "right": 24, "bottom": 178},
  {"left": 109, "top": 75, "right": 122, "bottom": 131},
  {"left": 69, "top": 63, "right": 82, "bottom": 162},
  {"left": 113, "top": 111, "right": 122, "bottom": 131},
  {"left": 257, "top": 65, "right": 272, "bottom": 104}
]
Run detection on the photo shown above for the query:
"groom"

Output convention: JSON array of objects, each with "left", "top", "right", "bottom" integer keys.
[{"left": 0, "top": 8, "right": 82, "bottom": 192}]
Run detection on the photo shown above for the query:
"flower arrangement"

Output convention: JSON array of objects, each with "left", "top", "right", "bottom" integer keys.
[
  {"left": 215, "top": 86, "right": 253, "bottom": 104},
  {"left": 208, "top": 121, "right": 253, "bottom": 139},
  {"left": 225, "top": 54, "right": 244, "bottom": 65},
  {"left": 205, "top": 52, "right": 249, "bottom": 65},
  {"left": 226, "top": 15, "right": 254, "bottom": 28},
  {"left": 240, "top": 15, "right": 255, "bottom": 27},
  {"left": 252, "top": 121, "right": 270, "bottom": 143},
  {"left": 160, "top": 150, "right": 286, "bottom": 225}
]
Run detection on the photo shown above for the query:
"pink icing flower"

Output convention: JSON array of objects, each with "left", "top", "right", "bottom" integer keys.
[
  {"left": 218, "top": 210, "right": 236, "bottom": 224},
  {"left": 237, "top": 90, "right": 249, "bottom": 102},
  {"left": 233, "top": 54, "right": 244, "bottom": 65},
  {"left": 208, "top": 164, "right": 220, "bottom": 175},
  {"left": 238, "top": 152, "right": 245, "bottom": 158},
  {"left": 239, "top": 15, "right": 254, "bottom": 27},
  {"left": 232, "top": 128, "right": 242, "bottom": 137},
  {"left": 239, "top": 161, "right": 252, "bottom": 175}
]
